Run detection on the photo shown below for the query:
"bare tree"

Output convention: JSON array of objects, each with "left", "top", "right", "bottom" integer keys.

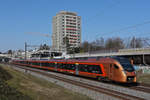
[
  {"left": 114, "top": 37, "right": 125, "bottom": 49},
  {"left": 81, "top": 37, "right": 125, "bottom": 53},
  {"left": 80, "top": 41, "right": 90, "bottom": 52},
  {"left": 129, "top": 37, "right": 143, "bottom": 48},
  {"left": 105, "top": 37, "right": 124, "bottom": 51},
  {"left": 105, "top": 38, "right": 114, "bottom": 49}
]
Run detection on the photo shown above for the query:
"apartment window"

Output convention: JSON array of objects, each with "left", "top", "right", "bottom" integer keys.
[{"left": 73, "top": 17, "right": 76, "bottom": 19}]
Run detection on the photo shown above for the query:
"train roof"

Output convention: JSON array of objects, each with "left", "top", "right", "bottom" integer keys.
[{"left": 13, "top": 57, "right": 117, "bottom": 64}]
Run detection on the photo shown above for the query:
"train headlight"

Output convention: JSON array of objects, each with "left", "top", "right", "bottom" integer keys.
[{"left": 132, "top": 71, "right": 136, "bottom": 75}]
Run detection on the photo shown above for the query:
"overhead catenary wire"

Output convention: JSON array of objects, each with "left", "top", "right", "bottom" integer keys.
[
  {"left": 95, "top": 20, "right": 150, "bottom": 38},
  {"left": 25, "top": 32, "right": 51, "bottom": 38},
  {"left": 82, "top": 1, "right": 150, "bottom": 40},
  {"left": 84, "top": 0, "right": 120, "bottom": 24},
  {"left": 84, "top": 0, "right": 121, "bottom": 42}
]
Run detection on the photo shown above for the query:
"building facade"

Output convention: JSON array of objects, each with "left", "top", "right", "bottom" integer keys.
[{"left": 52, "top": 11, "right": 81, "bottom": 52}]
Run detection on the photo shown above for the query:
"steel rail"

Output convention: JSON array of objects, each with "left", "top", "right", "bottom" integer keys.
[{"left": 9, "top": 64, "right": 145, "bottom": 100}]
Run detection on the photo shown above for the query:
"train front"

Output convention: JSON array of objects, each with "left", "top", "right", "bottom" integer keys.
[{"left": 114, "top": 57, "right": 137, "bottom": 83}]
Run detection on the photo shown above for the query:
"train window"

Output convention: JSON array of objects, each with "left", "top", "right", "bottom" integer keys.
[
  {"left": 79, "top": 64, "right": 102, "bottom": 74},
  {"left": 114, "top": 65, "right": 119, "bottom": 69},
  {"left": 32, "top": 62, "right": 40, "bottom": 66},
  {"left": 28, "top": 62, "right": 31, "bottom": 65},
  {"left": 57, "top": 63, "right": 63, "bottom": 69},
  {"left": 45, "top": 63, "right": 49, "bottom": 67},
  {"left": 31, "top": 62, "right": 34, "bottom": 65},
  {"left": 64, "top": 64, "right": 69, "bottom": 69},
  {"left": 49, "top": 63, "right": 55, "bottom": 67},
  {"left": 64, "top": 64, "right": 68, "bottom": 69},
  {"left": 57, "top": 63, "right": 61, "bottom": 68},
  {"left": 60, "top": 64, "right": 75, "bottom": 70},
  {"left": 69, "top": 64, "right": 75, "bottom": 70},
  {"left": 41, "top": 63, "right": 47, "bottom": 67},
  {"left": 84, "top": 65, "right": 89, "bottom": 72},
  {"left": 23, "top": 61, "right": 26, "bottom": 64},
  {"left": 32, "top": 62, "right": 34, "bottom": 65},
  {"left": 87, "top": 65, "right": 93, "bottom": 73},
  {"left": 79, "top": 64, "right": 85, "bottom": 72},
  {"left": 37, "top": 63, "right": 41, "bottom": 66},
  {"left": 61, "top": 64, "right": 67, "bottom": 69},
  {"left": 62, "top": 64, "right": 67, "bottom": 69},
  {"left": 91, "top": 65, "right": 102, "bottom": 74},
  {"left": 79, "top": 64, "right": 88, "bottom": 72},
  {"left": 26, "top": 62, "right": 28, "bottom": 64},
  {"left": 121, "top": 63, "right": 135, "bottom": 72},
  {"left": 42, "top": 62, "right": 54, "bottom": 67},
  {"left": 31, "top": 62, "right": 33, "bottom": 65}
]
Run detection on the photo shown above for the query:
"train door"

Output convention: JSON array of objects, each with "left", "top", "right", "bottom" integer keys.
[
  {"left": 40, "top": 61, "right": 42, "bottom": 67},
  {"left": 54, "top": 62, "right": 57, "bottom": 71},
  {"left": 109, "top": 64, "right": 113, "bottom": 80},
  {"left": 75, "top": 63, "right": 79, "bottom": 75}
]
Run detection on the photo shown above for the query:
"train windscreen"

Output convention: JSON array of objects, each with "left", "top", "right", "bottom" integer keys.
[
  {"left": 121, "top": 63, "right": 135, "bottom": 72},
  {"left": 113, "top": 57, "right": 135, "bottom": 72}
]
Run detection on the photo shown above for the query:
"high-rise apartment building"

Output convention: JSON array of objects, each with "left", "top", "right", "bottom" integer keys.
[{"left": 52, "top": 11, "right": 81, "bottom": 52}]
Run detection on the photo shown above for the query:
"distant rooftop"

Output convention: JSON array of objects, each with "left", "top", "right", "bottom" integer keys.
[{"left": 58, "top": 11, "right": 77, "bottom": 16}]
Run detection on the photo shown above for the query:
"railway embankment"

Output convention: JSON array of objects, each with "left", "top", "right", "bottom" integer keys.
[
  {"left": 136, "top": 66, "right": 150, "bottom": 84},
  {"left": 0, "top": 65, "right": 32, "bottom": 100},
  {"left": 137, "top": 73, "right": 150, "bottom": 84},
  {"left": 8, "top": 64, "right": 150, "bottom": 100},
  {"left": 0, "top": 64, "right": 91, "bottom": 100}
]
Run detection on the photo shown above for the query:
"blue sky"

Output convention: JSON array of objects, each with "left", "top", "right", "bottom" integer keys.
[{"left": 0, "top": 0, "right": 150, "bottom": 52}]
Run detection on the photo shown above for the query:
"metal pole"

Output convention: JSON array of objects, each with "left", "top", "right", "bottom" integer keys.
[{"left": 25, "top": 42, "right": 27, "bottom": 60}]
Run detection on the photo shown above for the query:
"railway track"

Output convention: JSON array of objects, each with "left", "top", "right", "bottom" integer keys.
[
  {"left": 6, "top": 64, "right": 148, "bottom": 100},
  {"left": 129, "top": 83, "right": 150, "bottom": 93}
]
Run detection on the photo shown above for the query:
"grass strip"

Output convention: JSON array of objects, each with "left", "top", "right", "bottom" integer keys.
[{"left": 0, "top": 64, "right": 92, "bottom": 100}]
